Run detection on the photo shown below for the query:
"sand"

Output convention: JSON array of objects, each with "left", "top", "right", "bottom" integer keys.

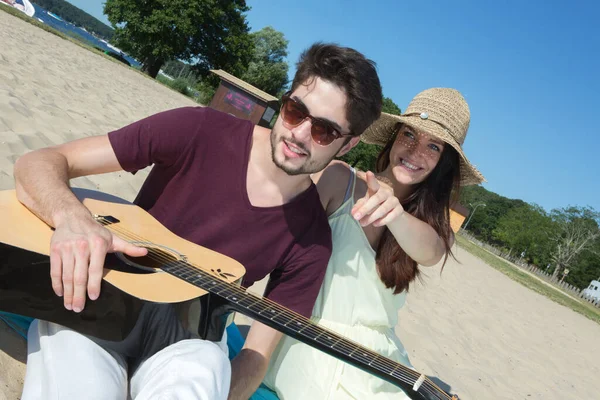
[{"left": 1, "top": 9, "right": 599, "bottom": 400}]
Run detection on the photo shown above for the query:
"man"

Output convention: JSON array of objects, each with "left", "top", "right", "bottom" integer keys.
[{"left": 13, "top": 42, "right": 383, "bottom": 400}]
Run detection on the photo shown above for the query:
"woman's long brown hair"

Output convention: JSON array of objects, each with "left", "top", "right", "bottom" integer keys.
[{"left": 374, "top": 124, "right": 461, "bottom": 294}]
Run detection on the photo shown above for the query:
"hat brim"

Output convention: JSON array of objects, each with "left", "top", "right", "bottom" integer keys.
[{"left": 361, "top": 113, "right": 486, "bottom": 186}]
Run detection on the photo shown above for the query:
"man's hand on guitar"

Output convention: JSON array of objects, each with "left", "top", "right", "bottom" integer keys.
[{"left": 50, "top": 214, "right": 147, "bottom": 312}]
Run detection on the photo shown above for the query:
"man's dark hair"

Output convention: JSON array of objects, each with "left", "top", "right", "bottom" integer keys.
[{"left": 291, "top": 42, "right": 382, "bottom": 136}]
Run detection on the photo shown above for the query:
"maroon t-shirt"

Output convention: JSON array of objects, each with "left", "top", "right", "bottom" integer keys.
[{"left": 107, "top": 106, "right": 332, "bottom": 317}]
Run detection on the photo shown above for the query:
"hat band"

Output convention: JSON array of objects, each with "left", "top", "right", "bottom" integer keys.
[{"left": 402, "top": 112, "right": 461, "bottom": 145}]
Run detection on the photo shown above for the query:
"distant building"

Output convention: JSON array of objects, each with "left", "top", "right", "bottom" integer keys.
[
  {"left": 450, "top": 202, "right": 470, "bottom": 233},
  {"left": 582, "top": 280, "right": 600, "bottom": 301},
  {"left": 208, "top": 69, "right": 279, "bottom": 128}
]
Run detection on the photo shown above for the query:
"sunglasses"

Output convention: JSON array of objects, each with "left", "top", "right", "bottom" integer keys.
[{"left": 279, "top": 92, "right": 353, "bottom": 146}]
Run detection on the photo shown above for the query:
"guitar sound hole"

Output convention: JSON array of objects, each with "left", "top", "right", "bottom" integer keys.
[{"left": 115, "top": 244, "right": 182, "bottom": 274}]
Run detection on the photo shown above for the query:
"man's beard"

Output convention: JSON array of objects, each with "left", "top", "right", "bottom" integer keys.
[{"left": 270, "top": 131, "right": 331, "bottom": 176}]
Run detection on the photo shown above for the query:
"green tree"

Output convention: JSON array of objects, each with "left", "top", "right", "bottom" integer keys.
[
  {"left": 241, "top": 26, "right": 289, "bottom": 97},
  {"left": 382, "top": 96, "right": 402, "bottom": 115},
  {"left": 103, "top": 0, "right": 254, "bottom": 78},
  {"left": 459, "top": 185, "right": 527, "bottom": 242},
  {"left": 337, "top": 96, "right": 401, "bottom": 171},
  {"left": 549, "top": 206, "right": 600, "bottom": 279},
  {"left": 338, "top": 142, "right": 382, "bottom": 172},
  {"left": 492, "top": 203, "right": 554, "bottom": 265},
  {"left": 566, "top": 241, "right": 600, "bottom": 288}
]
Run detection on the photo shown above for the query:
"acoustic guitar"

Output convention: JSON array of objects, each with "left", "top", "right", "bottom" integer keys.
[{"left": 0, "top": 188, "right": 459, "bottom": 400}]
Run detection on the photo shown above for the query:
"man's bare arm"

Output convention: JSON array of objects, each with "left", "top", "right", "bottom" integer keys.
[
  {"left": 14, "top": 135, "right": 122, "bottom": 226},
  {"left": 228, "top": 321, "right": 283, "bottom": 400},
  {"left": 13, "top": 135, "right": 146, "bottom": 312}
]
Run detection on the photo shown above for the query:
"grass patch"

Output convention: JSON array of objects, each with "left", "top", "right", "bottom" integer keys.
[{"left": 456, "top": 234, "right": 600, "bottom": 324}]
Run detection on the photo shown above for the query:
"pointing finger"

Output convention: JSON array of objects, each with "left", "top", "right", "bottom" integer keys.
[{"left": 365, "top": 171, "right": 379, "bottom": 197}]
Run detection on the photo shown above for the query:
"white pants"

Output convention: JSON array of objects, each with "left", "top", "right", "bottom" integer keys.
[{"left": 21, "top": 319, "right": 231, "bottom": 400}]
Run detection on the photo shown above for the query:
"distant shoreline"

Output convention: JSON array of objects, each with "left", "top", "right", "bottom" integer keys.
[
  {"left": 32, "top": 0, "right": 114, "bottom": 40},
  {"left": 0, "top": 3, "right": 120, "bottom": 66}
]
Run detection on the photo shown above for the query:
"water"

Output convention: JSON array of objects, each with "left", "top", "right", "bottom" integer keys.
[{"left": 30, "top": 3, "right": 140, "bottom": 67}]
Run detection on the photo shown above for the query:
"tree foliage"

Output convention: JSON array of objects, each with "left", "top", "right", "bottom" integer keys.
[
  {"left": 459, "top": 185, "right": 527, "bottom": 243},
  {"left": 382, "top": 96, "right": 402, "bottom": 115},
  {"left": 568, "top": 243, "right": 600, "bottom": 288},
  {"left": 241, "top": 26, "right": 289, "bottom": 97},
  {"left": 549, "top": 206, "right": 600, "bottom": 278},
  {"left": 492, "top": 203, "right": 554, "bottom": 266},
  {"left": 338, "top": 142, "right": 382, "bottom": 172},
  {"left": 461, "top": 184, "right": 600, "bottom": 289},
  {"left": 103, "top": 0, "right": 254, "bottom": 78},
  {"left": 159, "top": 25, "right": 289, "bottom": 103}
]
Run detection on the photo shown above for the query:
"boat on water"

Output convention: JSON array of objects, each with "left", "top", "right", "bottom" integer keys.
[
  {"left": 47, "top": 10, "right": 63, "bottom": 21},
  {"left": 106, "top": 42, "right": 124, "bottom": 54},
  {"left": 0, "top": 0, "right": 35, "bottom": 17}
]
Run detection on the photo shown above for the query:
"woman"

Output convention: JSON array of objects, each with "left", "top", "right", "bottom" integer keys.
[{"left": 259, "top": 87, "right": 486, "bottom": 399}]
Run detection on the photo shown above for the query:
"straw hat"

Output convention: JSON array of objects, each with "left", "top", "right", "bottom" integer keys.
[{"left": 361, "top": 88, "right": 485, "bottom": 186}]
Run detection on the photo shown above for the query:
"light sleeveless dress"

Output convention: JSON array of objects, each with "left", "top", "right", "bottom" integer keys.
[{"left": 263, "top": 167, "right": 413, "bottom": 400}]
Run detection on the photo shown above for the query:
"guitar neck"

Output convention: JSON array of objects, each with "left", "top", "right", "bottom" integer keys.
[{"left": 161, "top": 261, "right": 449, "bottom": 400}]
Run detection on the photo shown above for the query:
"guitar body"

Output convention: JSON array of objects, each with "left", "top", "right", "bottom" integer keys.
[{"left": 0, "top": 188, "right": 245, "bottom": 345}]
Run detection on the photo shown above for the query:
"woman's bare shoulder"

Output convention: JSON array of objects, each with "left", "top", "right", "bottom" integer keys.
[
  {"left": 312, "top": 160, "right": 354, "bottom": 214},
  {"left": 312, "top": 159, "right": 351, "bottom": 184}
]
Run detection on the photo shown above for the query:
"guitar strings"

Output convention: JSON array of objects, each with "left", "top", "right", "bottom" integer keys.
[{"left": 99, "top": 217, "right": 451, "bottom": 400}]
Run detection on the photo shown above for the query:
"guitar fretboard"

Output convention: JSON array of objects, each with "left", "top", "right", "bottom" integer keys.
[{"left": 161, "top": 260, "right": 448, "bottom": 400}]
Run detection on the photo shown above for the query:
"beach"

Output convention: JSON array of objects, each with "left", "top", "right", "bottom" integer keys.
[{"left": 1, "top": 10, "right": 599, "bottom": 400}]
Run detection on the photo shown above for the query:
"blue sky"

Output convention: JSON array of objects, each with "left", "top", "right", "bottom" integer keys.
[{"left": 65, "top": 0, "right": 599, "bottom": 213}]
